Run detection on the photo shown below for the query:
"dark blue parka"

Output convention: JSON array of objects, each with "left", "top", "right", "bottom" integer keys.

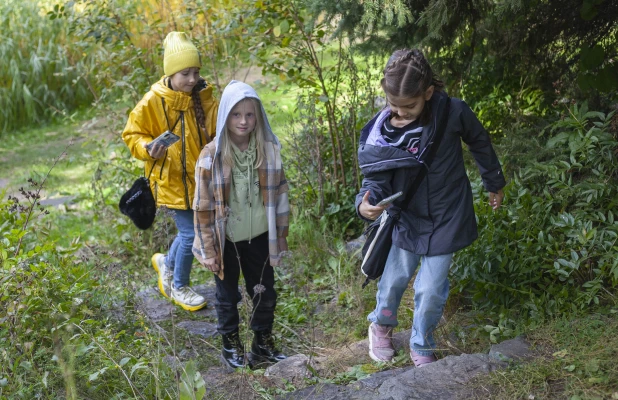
[{"left": 355, "top": 91, "right": 506, "bottom": 256}]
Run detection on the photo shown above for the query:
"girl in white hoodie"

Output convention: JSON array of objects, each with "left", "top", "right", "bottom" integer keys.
[{"left": 193, "top": 81, "right": 290, "bottom": 369}]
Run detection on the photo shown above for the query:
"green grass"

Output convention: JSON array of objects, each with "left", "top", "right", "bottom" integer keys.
[
  {"left": 0, "top": 109, "right": 100, "bottom": 194},
  {"left": 470, "top": 310, "right": 618, "bottom": 400}
]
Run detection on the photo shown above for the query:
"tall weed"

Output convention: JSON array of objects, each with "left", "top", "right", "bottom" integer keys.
[{"left": 0, "top": 0, "right": 93, "bottom": 133}]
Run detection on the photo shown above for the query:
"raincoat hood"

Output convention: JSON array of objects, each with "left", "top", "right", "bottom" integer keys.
[
  {"left": 150, "top": 77, "right": 194, "bottom": 111},
  {"left": 215, "top": 80, "right": 281, "bottom": 154},
  {"left": 122, "top": 76, "right": 219, "bottom": 210}
]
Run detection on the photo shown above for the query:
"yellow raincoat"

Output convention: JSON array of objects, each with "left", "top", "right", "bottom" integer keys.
[{"left": 122, "top": 77, "right": 218, "bottom": 210}]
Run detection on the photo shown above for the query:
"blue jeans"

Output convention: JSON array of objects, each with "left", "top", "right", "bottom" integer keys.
[
  {"left": 165, "top": 209, "right": 195, "bottom": 289},
  {"left": 367, "top": 245, "right": 453, "bottom": 356}
]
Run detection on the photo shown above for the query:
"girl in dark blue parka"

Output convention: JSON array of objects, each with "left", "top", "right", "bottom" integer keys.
[{"left": 356, "top": 49, "right": 506, "bottom": 367}]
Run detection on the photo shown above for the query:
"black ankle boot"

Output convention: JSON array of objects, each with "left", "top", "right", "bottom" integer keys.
[
  {"left": 251, "top": 329, "right": 287, "bottom": 363},
  {"left": 221, "top": 330, "right": 252, "bottom": 369}
]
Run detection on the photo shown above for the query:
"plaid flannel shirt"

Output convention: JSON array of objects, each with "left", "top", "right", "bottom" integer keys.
[{"left": 192, "top": 140, "right": 289, "bottom": 279}]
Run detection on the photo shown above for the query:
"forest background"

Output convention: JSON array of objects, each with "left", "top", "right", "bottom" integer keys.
[{"left": 1, "top": 0, "right": 618, "bottom": 398}]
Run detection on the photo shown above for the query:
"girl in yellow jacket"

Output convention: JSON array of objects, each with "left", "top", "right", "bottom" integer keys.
[{"left": 122, "top": 32, "right": 218, "bottom": 311}]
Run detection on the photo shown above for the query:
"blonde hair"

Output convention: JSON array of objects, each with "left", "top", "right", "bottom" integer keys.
[{"left": 220, "top": 97, "right": 266, "bottom": 168}]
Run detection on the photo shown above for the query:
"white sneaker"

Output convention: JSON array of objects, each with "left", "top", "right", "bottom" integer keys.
[
  {"left": 151, "top": 253, "right": 172, "bottom": 298},
  {"left": 171, "top": 284, "right": 207, "bottom": 311}
]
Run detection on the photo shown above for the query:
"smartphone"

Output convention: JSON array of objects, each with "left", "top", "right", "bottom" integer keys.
[
  {"left": 377, "top": 191, "right": 403, "bottom": 207},
  {"left": 145, "top": 131, "right": 180, "bottom": 150}
]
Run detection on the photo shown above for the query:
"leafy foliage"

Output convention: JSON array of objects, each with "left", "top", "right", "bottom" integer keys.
[
  {"left": 0, "top": 151, "right": 182, "bottom": 399},
  {"left": 307, "top": 0, "right": 618, "bottom": 113},
  {"left": 451, "top": 103, "right": 618, "bottom": 332}
]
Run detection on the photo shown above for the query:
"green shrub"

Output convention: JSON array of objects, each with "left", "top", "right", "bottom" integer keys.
[
  {"left": 0, "top": 181, "right": 176, "bottom": 398},
  {"left": 452, "top": 102, "right": 618, "bottom": 332}
]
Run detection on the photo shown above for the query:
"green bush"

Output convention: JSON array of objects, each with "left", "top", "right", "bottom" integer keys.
[
  {"left": 0, "top": 184, "right": 176, "bottom": 398},
  {"left": 452, "top": 103, "right": 618, "bottom": 332}
]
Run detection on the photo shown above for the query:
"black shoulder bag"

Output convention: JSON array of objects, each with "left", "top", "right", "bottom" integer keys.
[
  {"left": 118, "top": 163, "right": 158, "bottom": 230},
  {"left": 360, "top": 97, "right": 451, "bottom": 288},
  {"left": 119, "top": 98, "right": 183, "bottom": 230}
]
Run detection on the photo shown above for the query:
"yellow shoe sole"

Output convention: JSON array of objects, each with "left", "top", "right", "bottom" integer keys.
[
  {"left": 151, "top": 253, "right": 170, "bottom": 299},
  {"left": 172, "top": 298, "right": 207, "bottom": 312},
  {"left": 158, "top": 279, "right": 171, "bottom": 299},
  {"left": 151, "top": 253, "right": 164, "bottom": 273}
]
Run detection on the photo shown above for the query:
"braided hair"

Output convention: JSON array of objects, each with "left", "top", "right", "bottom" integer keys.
[
  {"left": 382, "top": 49, "right": 444, "bottom": 97},
  {"left": 191, "top": 78, "right": 210, "bottom": 142},
  {"left": 381, "top": 49, "right": 444, "bottom": 124}
]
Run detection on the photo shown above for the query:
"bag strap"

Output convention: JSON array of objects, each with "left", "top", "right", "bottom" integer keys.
[
  {"left": 144, "top": 98, "right": 185, "bottom": 180},
  {"left": 396, "top": 97, "right": 452, "bottom": 210},
  {"left": 145, "top": 162, "right": 157, "bottom": 180},
  {"left": 161, "top": 97, "right": 183, "bottom": 132}
]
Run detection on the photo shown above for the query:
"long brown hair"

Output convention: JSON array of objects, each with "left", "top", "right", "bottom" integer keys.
[
  {"left": 192, "top": 78, "right": 209, "bottom": 142},
  {"left": 381, "top": 49, "right": 444, "bottom": 124}
]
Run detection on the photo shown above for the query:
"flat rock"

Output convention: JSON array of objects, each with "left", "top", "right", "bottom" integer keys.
[
  {"left": 265, "top": 354, "right": 314, "bottom": 380},
  {"left": 40, "top": 195, "right": 76, "bottom": 207},
  {"left": 179, "top": 348, "right": 199, "bottom": 360},
  {"left": 201, "top": 366, "right": 233, "bottom": 389},
  {"left": 375, "top": 353, "right": 506, "bottom": 400},
  {"left": 279, "top": 383, "right": 374, "bottom": 400},
  {"left": 279, "top": 335, "right": 537, "bottom": 400},
  {"left": 136, "top": 284, "right": 219, "bottom": 322},
  {"left": 489, "top": 336, "right": 534, "bottom": 362},
  {"left": 136, "top": 288, "right": 175, "bottom": 322},
  {"left": 176, "top": 320, "right": 218, "bottom": 338},
  {"left": 280, "top": 353, "right": 508, "bottom": 400},
  {"left": 351, "top": 366, "right": 414, "bottom": 390},
  {"left": 345, "top": 235, "right": 365, "bottom": 258}
]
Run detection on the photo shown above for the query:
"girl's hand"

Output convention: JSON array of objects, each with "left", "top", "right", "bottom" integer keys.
[
  {"left": 144, "top": 142, "right": 166, "bottom": 159},
  {"left": 203, "top": 257, "right": 220, "bottom": 272},
  {"left": 489, "top": 189, "right": 505, "bottom": 210},
  {"left": 359, "top": 191, "right": 387, "bottom": 220}
]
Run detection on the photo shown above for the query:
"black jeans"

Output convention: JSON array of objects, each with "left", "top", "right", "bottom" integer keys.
[{"left": 215, "top": 232, "right": 277, "bottom": 334}]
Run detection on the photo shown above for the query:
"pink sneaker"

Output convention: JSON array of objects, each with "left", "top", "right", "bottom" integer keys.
[
  {"left": 411, "top": 349, "right": 437, "bottom": 367},
  {"left": 368, "top": 323, "right": 395, "bottom": 362}
]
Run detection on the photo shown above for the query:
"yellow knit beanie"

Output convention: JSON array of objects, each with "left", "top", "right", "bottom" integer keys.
[{"left": 163, "top": 32, "right": 201, "bottom": 76}]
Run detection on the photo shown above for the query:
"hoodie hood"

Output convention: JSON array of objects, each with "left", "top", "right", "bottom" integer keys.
[
  {"left": 150, "top": 77, "right": 194, "bottom": 111},
  {"left": 215, "top": 80, "right": 281, "bottom": 155}
]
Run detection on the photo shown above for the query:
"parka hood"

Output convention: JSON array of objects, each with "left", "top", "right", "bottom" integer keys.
[{"left": 214, "top": 80, "right": 281, "bottom": 155}]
